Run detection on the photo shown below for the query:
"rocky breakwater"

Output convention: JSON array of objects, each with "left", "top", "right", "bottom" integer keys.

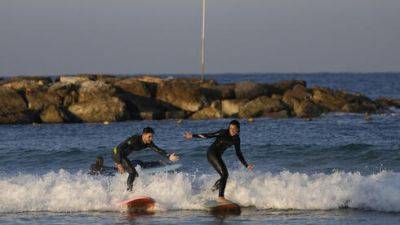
[{"left": 0, "top": 75, "right": 399, "bottom": 124}]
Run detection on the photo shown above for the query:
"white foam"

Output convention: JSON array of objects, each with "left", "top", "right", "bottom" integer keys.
[{"left": 1, "top": 169, "right": 400, "bottom": 213}]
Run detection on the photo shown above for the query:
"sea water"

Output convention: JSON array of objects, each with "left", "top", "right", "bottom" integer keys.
[{"left": 0, "top": 73, "right": 399, "bottom": 224}]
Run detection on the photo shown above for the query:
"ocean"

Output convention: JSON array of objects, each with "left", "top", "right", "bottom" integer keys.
[{"left": 1, "top": 73, "right": 400, "bottom": 224}]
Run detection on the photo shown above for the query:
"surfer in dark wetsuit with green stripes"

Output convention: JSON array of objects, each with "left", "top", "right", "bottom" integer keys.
[
  {"left": 184, "top": 120, "right": 253, "bottom": 202},
  {"left": 112, "top": 127, "right": 179, "bottom": 191}
]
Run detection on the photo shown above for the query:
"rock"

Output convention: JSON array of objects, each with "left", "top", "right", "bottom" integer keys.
[
  {"left": 78, "top": 80, "right": 116, "bottom": 102},
  {"left": 164, "top": 110, "right": 187, "bottom": 120},
  {"left": 293, "top": 100, "right": 323, "bottom": 118},
  {"left": 156, "top": 79, "right": 209, "bottom": 112},
  {"left": 137, "top": 75, "right": 165, "bottom": 85},
  {"left": 114, "top": 78, "right": 152, "bottom": 98},
  {"left": 68, "top": 97, "right": 129, "bottom": 123},
  {"left": 211, "top": 84, "right": 236, "bottom": 99},
  {"left": 375, "top": 97, "right": 400, "bottom": 109},
  {"left": 48, "top": 82, "right": 79, "bottom": 107},
  {"left": 311, "top": 87, "right": 348, "bottom": 111},
  {"left": 282, "top": 84, "right": 312, "bottom": 108},
  {"left": 190, "top": 107, "right": 224, "bottom": 120},
  {"left": 25, "top": 89, "right": 62, "bottom": 112},
  {"left": 312, "top": 87, "right": 377, "bottom": 113},
  {"left": 59, "top": 75, "right": 91, "bottom": 84},
  {"left": 272, "top": 80, "right": 307, "bottom": 95},
  {"left": 234, "top": 81, "right": 271, "bottom": 100},
  {"left": 239, "top": 96, "right": 289, "bottom": 118},
  {"left": 0, "top": 87, "right": 36, "bottom": 124},
  {"left": 40, "top": 105, "right": 68, "bottom": 123},
  {"left": 221, "top": 99, "right": 248, "bottom": 117},
  {"left": 341, "top": 99, "right": 377, "bottom": 113},
  {"left": 2, "top": 76, "right": 52, "bottom": 91}
]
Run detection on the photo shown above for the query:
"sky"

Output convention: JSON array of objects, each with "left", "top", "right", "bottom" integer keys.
[{"left": 0, "top": 0, "right": 399, "bottom": 76}]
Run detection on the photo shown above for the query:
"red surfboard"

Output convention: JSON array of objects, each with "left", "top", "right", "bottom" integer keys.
[
  {"left": 119, "top": 196, "right": 156, "bottom": 212},
  {"left": 204, "top": 199, "right": 241, "bottom": 215}
]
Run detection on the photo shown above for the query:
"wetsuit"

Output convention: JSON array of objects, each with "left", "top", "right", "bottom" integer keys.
[
  {"left": 89, "top": 164, "right": 117, "bottom": 176},
  {"left": 193, "top": 129, "right": 248, "bottom": 197},
  {"left": 112, "top": 134, "right": 170, "bottom": 190}
]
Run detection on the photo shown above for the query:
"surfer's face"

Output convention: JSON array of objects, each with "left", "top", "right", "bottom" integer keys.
[
  {"left": 229, "top": 124, "right": 239, "bottom": 136},
  {"left": 142, "top": 133, "right": 153, "bottom": 144}
]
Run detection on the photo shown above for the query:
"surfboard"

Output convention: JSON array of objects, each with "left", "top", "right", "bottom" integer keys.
[
  {"left": 204, "top": 199, "right": 241, "bottom": 214},
  {"left": 119, "top": 196, "right": 156, "bottom": 212}
]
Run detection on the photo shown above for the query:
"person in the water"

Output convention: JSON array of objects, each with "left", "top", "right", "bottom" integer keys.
[
  {"left": 89, "top": 156, "right": 116, "bottom": 176},
  {"left": 112, "top": 127, "right": 179, "bottom": 191},
  {"left": 184, "top": 120, "right": 253, "bottom": 202}
]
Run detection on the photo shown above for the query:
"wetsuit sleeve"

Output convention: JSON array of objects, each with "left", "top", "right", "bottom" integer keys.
[
  {"left": 234, "top": 136, "right": 248, "bottom": 168},
  {"left": 114, "top": 137, "right": 132, "bottom": 164},
  {"left": 193, "top": 129, "right": 223, "bottom": 139},
  {"left": 149, "top": 142, "right": 170, "bottom": 158}
]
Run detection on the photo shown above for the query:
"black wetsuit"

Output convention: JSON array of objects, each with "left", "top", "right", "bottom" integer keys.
[
  {"left": 112, "top": 134, "right": 170, "bottom": 190},
  {"left": 89, "top": 164, "right": 117, "bottom": 176},
  {"left": 193, "top": 129, "right": 248, "bottom": 197}
]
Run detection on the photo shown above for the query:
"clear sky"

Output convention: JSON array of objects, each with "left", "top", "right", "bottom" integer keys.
[{"left": 0, "top": 0, "right": 399, "bottom": 76}]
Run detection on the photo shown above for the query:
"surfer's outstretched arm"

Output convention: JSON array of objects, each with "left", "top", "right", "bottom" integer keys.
[
  {"left": 149, "top": 142, "right": 170, "bottom": 158},
  {"left": 185, "top": 129, "right": 223, "bottom": 139},
  {"left": 149, "top": 142, "right": 179, "bottom": 162},
  {"left": 233, "top": 136, "right": 248, "bottom": 167}
]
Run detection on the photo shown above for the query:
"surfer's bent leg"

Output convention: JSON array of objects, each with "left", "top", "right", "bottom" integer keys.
[
  {"left": 207, "top": 149, "right": 229, "bottom": 197},
  {"left": 121, "top": 156, "right": 138, "bottom": 191}
]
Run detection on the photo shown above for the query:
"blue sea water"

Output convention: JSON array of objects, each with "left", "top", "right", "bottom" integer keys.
[{"left": 0, "top": 73, "right": 400, "bottom": 225}]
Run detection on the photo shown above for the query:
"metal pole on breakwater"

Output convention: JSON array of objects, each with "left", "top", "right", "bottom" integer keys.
[{"left": 200, "top": 0, "right": 206, "bottom": 82}]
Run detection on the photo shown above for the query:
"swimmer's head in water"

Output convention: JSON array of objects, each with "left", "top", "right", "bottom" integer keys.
[
  {"left": 96, "top": 156, "right": 104, "bottom": 166},
  {"left": 229, "top": 120, "right": 240, "bottom": 136},
  {"left": 142, "top": 127, "right": 154, "bottom": 144}
]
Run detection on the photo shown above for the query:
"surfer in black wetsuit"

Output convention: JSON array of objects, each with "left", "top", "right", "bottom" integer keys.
[
  {"left": 112, "top": 127, "right": 179, "bottom": 191},
  {"left": 184, "top": 120, "right": 253, "bottom": 202}
]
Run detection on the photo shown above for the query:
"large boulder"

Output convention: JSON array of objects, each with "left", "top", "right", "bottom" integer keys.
[
  {"left": 293, "top": 100, "right": 324, "bottom": 118},
  {"left": 68, "top": 97, "right": 129, "bottom": 123},
  {"left": 311, "top": 87, "right": 348, "bottom": 111},
  {"left": 282, "top": 84, "right": 312, "bottom": 108},
  {"left": 190, "top": 106, "right": 223, "bottom": 120},
  {"left": 221, "top": 99, "right": 248, "bottom": 117},
  {"left": 25, "top": 88, "right": 62, "bottom": 112},
  {"left": 40, "top": 105, "right": 68, "bottom": 123},
  {"left": 312, "top": 87, "right": 377, "bottom": 113},
  {"left": 114, "top": 78, "right": 152, "bottom": 98},
  {"left": 48, "top": 82, "right": 79, "bottom": 107},
  {"left": 271, "top": 80, "right": 307, "bottom": 95},
  {"left": 77, "top": 80, "right": 116, "bottom": 102},
  {"left": 2, "top": 76, "right": 52, "bottom": 91},
  {"left": 341, "top": 95, "right": 377, "bottom": 113},
  {"left": 67, "top": 80, "right": 130, "bottom": 122},
  {"left": 213, "top": 84, "right": 236, "bottom": 99},
  {"left": 375, "top": 97, "right": 400, "bottom": 110},
  {"left": 234, "top": 81, "right": 271, "bottom": 100},
  {"left": 59, "top": 75, "right": 91, "bottom": 84},
  {"left": 0, "top": 87, "right": 36, "bottom": 124},
  {"left": 239, "top": 96, "right": 289, "bottom": 118},
  {"left": 156, "top": 79, "right": 210, "bottom": 112}
]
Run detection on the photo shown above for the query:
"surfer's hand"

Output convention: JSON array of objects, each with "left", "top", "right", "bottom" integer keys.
[
  {"left": 184, "top": 132, "right": 193, "bottom": 140},
  {"left": 116, "top": 164, "right": 125, "bottom": 174},
  {"left": 247, "top": 164, "right": 254, "bottom": 171},
  {"left": 169, "top": 153, "right": 179, "bottom": 162}
]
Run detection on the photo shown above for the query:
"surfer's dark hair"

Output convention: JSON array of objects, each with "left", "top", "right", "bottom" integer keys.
[
  {"left": 96, "top": 156, "right": 104, "bottom": 166},
  {"left": 229, "top": 120, "right": 240, "bottom": 130},
  {"left": 142, "top": 127, "right": 155, "bottom": 134}
]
